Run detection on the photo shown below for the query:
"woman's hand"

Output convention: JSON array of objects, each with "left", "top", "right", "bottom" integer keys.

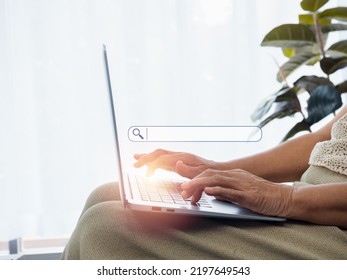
[
  {"left": 181, "top": 169, "right": 294, "bottom": 217},
  {"left": 134, "top": 149, "right": 218, "bottom": 178}
]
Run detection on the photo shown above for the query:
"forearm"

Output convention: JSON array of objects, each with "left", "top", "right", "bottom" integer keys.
[
  {"left": 288, "top": 183, "right": 347, "bottom": 228},
  {"left": 218, "top": 108, "right": 347, "bottom": 182},
  {"left": 217, "top": 131, "right": 326, "bottom": 182}
]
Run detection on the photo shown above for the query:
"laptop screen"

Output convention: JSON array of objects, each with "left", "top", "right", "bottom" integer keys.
[{"left": 103, "top": 44, "right": 127, "bottom": 207}]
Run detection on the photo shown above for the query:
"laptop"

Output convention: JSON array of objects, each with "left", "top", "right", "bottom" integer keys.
[{"left": 103, "top": 44, "right": 285, "bottom": 222}]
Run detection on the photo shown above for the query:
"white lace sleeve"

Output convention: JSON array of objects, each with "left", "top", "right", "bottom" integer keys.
[{"left": 309, "top": 113, "right": 347, "bottom": 176}]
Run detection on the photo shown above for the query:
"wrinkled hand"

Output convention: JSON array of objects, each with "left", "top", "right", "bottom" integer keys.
[
  {"left": 181, "top": 169, "right": 294, "bottom": 217},
  {"left": 134, "top": 149, "right": 218, "bottom": 178}
]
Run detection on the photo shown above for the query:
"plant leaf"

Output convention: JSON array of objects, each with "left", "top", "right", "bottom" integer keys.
[
  {"left": 319, "top": 7, "right": 347, "bottom": 22},
  {"left": 251, "top": 95, "right": 277, "bottom": 122},
  {"left": 261, "top": 24, "right": 317, "bottom": 48},
  {"left": 281, "top": 120, "right": 311, "bottom": 142},
  {"left": 299, "top": 13, "right": 331, "bottom": 25},
  {"left": 276, "top": 52, "right": 321, "bottom": 82},
  {"left": 282, "top": 45, "right": 321, "bottom": 60},
  {"left": 294, "top": 75, "right": 334, "bottom": 93},
  {"left": 282, "top": 48, "right": 296, "bottom": 58},
  {"left": 275, "top": 88, "right": 302, "bottom": 113},
  {"left": 306, "top": 85, "right": 343, "bottom": 125},
  {"left": 274, "top": 87, "right": 300, "bottom": 102},
  {"left": 257, "top": 101, "right": 298, "bottom": 129},
  {"left": 320, "top": 56, "right": 347, "bottom": 74},
  {"left": 254, "top": 87, "right": 301, "bottom": 130},
  {"left": 251, "top": 86, "right": 298, "bottom": 121},
  {"left": 326, "top": 40, "right": 347, "bottom": 57},
  {"left": 301, "top": 0, "right": 329, "bottom": 12},
  {"left": 321, "top": 23, "right": 347, "bottom": 33},
  {"left": 336, "top": 80, "right": 347, "bottom": 94}
]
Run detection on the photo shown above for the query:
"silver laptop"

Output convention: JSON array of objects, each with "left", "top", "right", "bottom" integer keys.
[{"left": 103, "top": 44, "right": 285, "bottom": 222}]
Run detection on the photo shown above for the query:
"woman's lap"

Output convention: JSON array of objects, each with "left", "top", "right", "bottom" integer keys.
[{"left": 61, "top": 182, "right": 347, "bottom": 260}]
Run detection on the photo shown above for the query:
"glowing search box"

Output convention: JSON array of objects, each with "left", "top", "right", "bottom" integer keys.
[{"left": 128, "top": 126, "right": 262, "bottom": 142}]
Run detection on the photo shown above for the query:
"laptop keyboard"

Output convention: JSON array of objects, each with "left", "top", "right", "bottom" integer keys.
[{"left": 134, "top": 176, "right": 212, "bottom": 208}]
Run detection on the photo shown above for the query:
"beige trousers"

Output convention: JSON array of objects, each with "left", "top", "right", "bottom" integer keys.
[{"left": 61, "top": 166, "right": 347, "bottom": 260}]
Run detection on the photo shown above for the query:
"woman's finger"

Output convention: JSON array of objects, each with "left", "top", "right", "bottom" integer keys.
[
  {"left": 180, "top": 176, "right": 211, "bottom": 198},
  {"left": 175, "top": 160, "right": 205, "bottom": 179},
  {"left": 133, "top": 149, "right": 173, "bottom": 168},
  {"left": 145, "top": 154, "right": 191, "bottom": 176},
  {"left": 204, "top": 186, "right": 244, "bottom": 204}
]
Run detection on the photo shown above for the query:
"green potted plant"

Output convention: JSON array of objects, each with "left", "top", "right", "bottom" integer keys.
[{"left": 252, "top": 0, "right": 347, "bottom": 141}]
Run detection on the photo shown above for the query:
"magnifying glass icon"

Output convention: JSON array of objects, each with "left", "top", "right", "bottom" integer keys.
[{"left": 132, "top": 128, "right": 144, "bottom": 140}]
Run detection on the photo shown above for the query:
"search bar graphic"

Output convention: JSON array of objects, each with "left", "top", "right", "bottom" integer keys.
[{"left": 128, "top": 126, "right": 262, "bottom": 142}]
